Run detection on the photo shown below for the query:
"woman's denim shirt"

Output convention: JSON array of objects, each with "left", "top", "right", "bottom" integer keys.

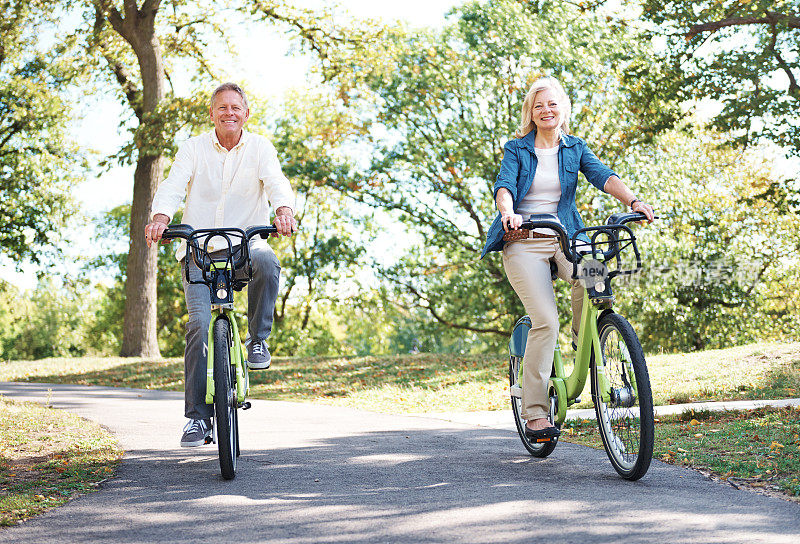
[{"left": 480, "top": 130, "right": 616, "bottom": 258}]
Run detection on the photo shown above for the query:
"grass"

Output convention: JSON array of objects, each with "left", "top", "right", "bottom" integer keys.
[
  {"left": 0, "top": 396, "right": 122, "bottom": 527},
  {"left": 561, "top": 405, "right": 800, "bottom": 501},
  {"left": 0, "top": 341, "right": 797, "bottom": 414}
]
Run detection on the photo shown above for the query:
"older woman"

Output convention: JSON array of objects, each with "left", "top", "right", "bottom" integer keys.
[{"left": 481, "top": 76, "right": 654, "bottom": 440}]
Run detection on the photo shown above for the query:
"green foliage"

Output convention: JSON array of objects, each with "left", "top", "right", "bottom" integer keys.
[
  {"left": 243, "top": 90, "right": 371, "bottom": 356},
  {"left": 84, "top": 205, "right": 187, "bottom": 356},
  {"left": 641, "top": 0, "right": 800, "bottom": 156},
  {"left": 0, "top": 278, "right": 98, "bottom": 360},
  {"left": 0, "top": 0, "right": 81, "bottom": 263},
  {"left": 290, "top": 0, "right": 680, "bottom": 349},
  {"left": 262, "top": 0, "right": 798, "bottom": 353},
  {"left": 605, "top": 129, "right": 800, "bottom": 351}
]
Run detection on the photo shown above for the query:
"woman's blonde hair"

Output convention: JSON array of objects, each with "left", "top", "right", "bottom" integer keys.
[{"left": 515, "top": 76, "right": 571, "bottom": 139}]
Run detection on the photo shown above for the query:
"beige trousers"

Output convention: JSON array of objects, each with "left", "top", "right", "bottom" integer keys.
[{"left": 502, "top": 238, "right": 584, "bottom": 420}]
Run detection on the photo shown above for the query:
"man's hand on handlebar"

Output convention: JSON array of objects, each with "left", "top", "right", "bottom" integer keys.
[
  {"left": 145, "top": 213, "right": 171, "bottom": 247},
  {"left": 272, "top": 206, "right": 297, "bottom": 237},
  {"left": 501, "top": 212, "right": 524, "bottom": 232}
]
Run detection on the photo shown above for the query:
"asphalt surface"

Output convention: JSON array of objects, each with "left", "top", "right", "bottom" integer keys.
[{"left": 1, "top": 382, "right": 798, "bottom": 544}]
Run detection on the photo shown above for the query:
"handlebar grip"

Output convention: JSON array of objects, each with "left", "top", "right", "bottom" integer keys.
[
  {"left": 162, "top": 223, "right": 194, "bottom": 240},
  {"left": 244, "top": 225, "right": 279, "bottom": 240},
  {"left": 606, "top": 212, "right": 659, "bottom": 226}
]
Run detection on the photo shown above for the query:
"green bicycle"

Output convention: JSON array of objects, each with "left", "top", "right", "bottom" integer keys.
[
  {"left": 508, "top": 212, "right": 655, "bottom": 480},
  {"left": 163, "top": 223, "right": 276, "bottom": 480}
]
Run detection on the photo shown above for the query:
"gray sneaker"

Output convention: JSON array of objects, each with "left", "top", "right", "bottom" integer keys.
[
  {"left": 180, "top": 418, "right": 212, "bottom": 447},
  {"left": 247, "top": 339, "right": 271, "bottom": 370}
]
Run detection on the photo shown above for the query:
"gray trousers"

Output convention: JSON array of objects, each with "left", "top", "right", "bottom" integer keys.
[{"left": 181, "top": 243, "right": 281, "bottom": 419}]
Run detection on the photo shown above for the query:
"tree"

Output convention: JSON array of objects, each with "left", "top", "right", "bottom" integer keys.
[
  {"left": 0, "top": 0, "right": 80, "bottom": 263},
  {"left": 641, "top": 0, "right": 800, "bottom": 156},
  {"left": 83, "top": 0, "right": 379, "bottom": 357},
  {"left": 83, "top": 0, "right": 231, "bottom": 357},
  {"left": 242, "top": 91, "right": 370, "bottom": 356},
  {"left": 291, "top": 0, "right": 679, "bottom": 347},
  {"left": 603, "top": 128, "right": 800, "bottom": 351}
]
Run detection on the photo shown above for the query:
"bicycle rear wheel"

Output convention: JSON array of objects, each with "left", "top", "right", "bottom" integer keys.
[
  {"left": 510, "top": 355, "right": 558, "bottom": 458},
  {"left": 591, "top": 312, "right": 654, "bottom": 480},
  {"left": 213, "top": 318, "right": 238, "bottom": 480}
]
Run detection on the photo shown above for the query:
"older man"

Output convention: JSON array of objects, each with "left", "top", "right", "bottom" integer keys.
[{"left": 145, "top": 82, "right": 296, "bottom": 447}]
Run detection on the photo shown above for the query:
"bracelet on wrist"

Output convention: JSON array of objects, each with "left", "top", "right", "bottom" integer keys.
[{"left": 629, "top": 198, "right": 640, "bottom": 210}]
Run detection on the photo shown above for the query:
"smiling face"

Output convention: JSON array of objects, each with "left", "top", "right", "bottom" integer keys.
[
  {"left": 530, "top": 88, "right": 561, "bottom": 132},
  {"left": 210, "top": 90, "right": 249, "bottom": 141}
]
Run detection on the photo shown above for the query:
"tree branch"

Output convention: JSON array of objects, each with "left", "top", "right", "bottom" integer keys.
[
  {"left": 93, "top": 5, "right": 143, "bottom": 119},
  {"left": 686, "top": 11, "right": 800, "bottom": 40},
  {"left": 393, "top": 276, "right": 508, "bottom": 336},
  {"left": 767, "top": 24, "right": 800, "bottom": 98}
]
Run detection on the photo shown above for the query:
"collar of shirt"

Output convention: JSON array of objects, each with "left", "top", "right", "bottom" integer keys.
[{"left": 210, "top": 128, "right": 250, "bottom": 152}]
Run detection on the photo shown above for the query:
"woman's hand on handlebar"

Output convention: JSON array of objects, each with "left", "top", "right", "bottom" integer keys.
[
  {"left": 501, "top": 212, "right": 524, "bottom": 232},
  {"left": 272, "top": 206, "right": 298, "bottom": 237},
  {"left": 631, "top": 201, "right": 655, "bottom": 223},
  {"left": 144, "top": 214, "right": 170, "bottom": 247}
]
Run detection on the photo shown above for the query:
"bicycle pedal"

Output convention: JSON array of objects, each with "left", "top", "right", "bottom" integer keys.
[
  {"left": 240, "top": 401, "right": 252, "bottom": 410},
  {"left": 204, "top": 436, "right": 213, "bottom": 445}
]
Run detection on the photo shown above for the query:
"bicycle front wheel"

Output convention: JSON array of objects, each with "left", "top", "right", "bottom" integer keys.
[
  {"left": 213, "top": 318, "right": 238, "bottom": 480},
  {"left": 591, "top": 312, "right": 654, "bottom": 480}
]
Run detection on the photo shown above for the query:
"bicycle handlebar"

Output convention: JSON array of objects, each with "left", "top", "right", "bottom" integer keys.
[
  {"left": 518, "top": 212, "right": 654, "bottom": 264},
  {"left": 162, "top": 223, "right": 279, "bottom": 275},
  {"left": 517, "top": 212, "right": 656, "bottom": 282},
  {"left": 162, "top": 224, "right": 279, "bottom": 242}
]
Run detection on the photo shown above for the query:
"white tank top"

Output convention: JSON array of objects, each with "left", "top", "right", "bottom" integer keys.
[{"left": 516, "top": 146, "right": 561, "bottom": 222}]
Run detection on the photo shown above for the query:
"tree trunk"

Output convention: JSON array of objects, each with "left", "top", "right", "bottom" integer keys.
[
  {"left": 120, "top": 154, "right": 163, "bottom": 357},
  {"left": 118, "top": 4, "right": 165, "bottom": 357}
]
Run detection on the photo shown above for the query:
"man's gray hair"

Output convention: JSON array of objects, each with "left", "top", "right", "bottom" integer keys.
[{"left": 211, "top": 82, "right": 248, "bottom": 109}]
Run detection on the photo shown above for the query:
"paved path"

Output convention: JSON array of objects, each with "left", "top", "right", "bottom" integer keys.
[{"left": 1, "top": 382, "right": 798, "bottom": 543}]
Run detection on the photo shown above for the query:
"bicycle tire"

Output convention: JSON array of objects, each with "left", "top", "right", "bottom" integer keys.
[
  {"left": 213, "top": 318, "right": 238, "bottom": 480},
  {"left": 591, "top": 312, "right": 654, "bottom": 480},
  {"left": 509, "top": 355, "right": 558, "bottom": 458}
]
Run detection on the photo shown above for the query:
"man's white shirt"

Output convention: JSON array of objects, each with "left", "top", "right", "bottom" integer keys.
[{"left": 151, "top": 129, "right": 295, "bottom": 260}]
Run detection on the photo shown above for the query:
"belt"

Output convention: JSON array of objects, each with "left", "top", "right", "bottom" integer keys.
[{"left": 503, "top": 229, "right": 557, "bottom": 242}]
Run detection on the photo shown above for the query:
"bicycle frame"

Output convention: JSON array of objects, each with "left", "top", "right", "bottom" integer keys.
[
  {"left": 511, "top": 293, "right": 608, "bottom": 425},
  {"left": 553, "top": 294, "right": 607, "bottom": 424}
]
